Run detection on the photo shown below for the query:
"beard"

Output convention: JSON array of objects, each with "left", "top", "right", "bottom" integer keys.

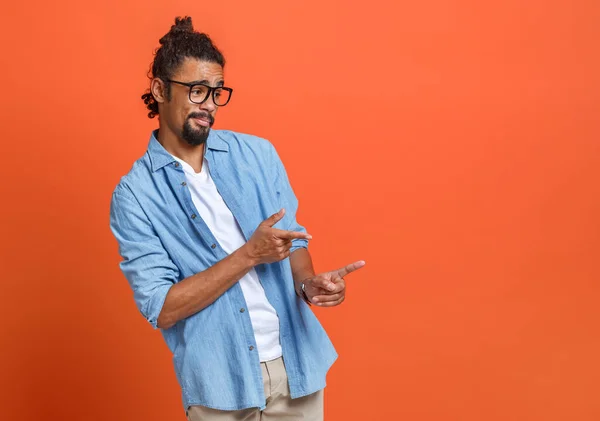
[{"left": 181, "top": 112, "right": 215, "bottom": 146}]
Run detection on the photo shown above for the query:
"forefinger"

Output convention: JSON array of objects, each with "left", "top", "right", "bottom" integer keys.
[
  {"left": 272, "top": 229, "right": 312, "bottom": 241},
  {"left": 336, "top": 260, "right": 366, "bottom": 278}
]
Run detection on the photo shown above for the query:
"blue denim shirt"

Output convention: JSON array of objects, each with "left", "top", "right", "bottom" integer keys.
[{"left": 109, "top": 130, "right": 337, "bottom": 411}]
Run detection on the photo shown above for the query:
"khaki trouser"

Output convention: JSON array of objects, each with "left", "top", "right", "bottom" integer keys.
[{"left": 186, "top": 357, "right": 324, "bottom": 421}]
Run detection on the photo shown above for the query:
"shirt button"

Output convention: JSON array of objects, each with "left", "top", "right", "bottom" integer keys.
[
  {"left": 181, "top": 181, "right": 187, "bottom": 186},
  {"left": 240, "top": 308, "right": 245, "bottom": 313},
  {"left": 191, "top": 214, "right": 197, "bottom": 219},
  {"left": 174, "top": 162, "right": 180, "bottom": 167},
  {"left": 211, "top": 244, "right": 216, "bottom": 249},
  {"left": 249, "top": 346, "right": 254, "bottom": 351}
]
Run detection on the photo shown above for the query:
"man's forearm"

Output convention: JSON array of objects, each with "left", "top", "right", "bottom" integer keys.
[
  {"left": 159, "top": 246, "right": 314, "bottom": 329},
  {"left": 290, "top": 247, "right": 316, "bottom": 296},
  {"left": 157, "top": 245, "right": 257, "bottom": 329}
]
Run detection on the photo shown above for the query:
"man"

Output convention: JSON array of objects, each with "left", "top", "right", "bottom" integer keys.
[{"left": 110, "top": 16, "right": 365, "bottom": 420}]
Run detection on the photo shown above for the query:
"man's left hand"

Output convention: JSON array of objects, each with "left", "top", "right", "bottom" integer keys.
[{"left": 302, "top": 260, "right": 366, "bottom": 307}]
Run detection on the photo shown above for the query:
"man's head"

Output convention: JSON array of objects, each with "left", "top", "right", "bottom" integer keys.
[{"left": 142, "top": 17, "right": 230, "bottom": 146}]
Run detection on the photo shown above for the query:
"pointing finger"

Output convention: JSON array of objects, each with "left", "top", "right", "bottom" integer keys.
[
  {"left": 335, "top": 260, "right": 366, "bottom": 278},
  {"left": 273, "top": 229, "right": 312, "bottom": 241}
]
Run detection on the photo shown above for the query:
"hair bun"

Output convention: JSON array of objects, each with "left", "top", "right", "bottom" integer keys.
[
  {"left": 172, "top": 16, "right": 193, "bottom": 33},
  {"left": 159, "top": 16, "right": 194, "bottom": 44}
]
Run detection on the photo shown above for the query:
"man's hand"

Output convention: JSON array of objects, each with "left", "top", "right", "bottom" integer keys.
[
  {"left": 302, "top": 261, "right": 366, "bottom": 307},
  {"left": 243, "top": 209, "right": 312, "bottom": 265}
]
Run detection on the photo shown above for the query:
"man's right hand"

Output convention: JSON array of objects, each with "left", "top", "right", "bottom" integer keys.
[{"left": 242, "top": 209, "right": 312, "bottom": 265}]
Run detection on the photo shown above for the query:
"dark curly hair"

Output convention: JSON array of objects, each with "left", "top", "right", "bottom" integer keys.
[{"left": 141, "top": 16, "right": 226, "bottom": 118}]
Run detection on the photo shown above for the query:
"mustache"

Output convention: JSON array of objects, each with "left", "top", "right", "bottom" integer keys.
[{"left": 188, "top": 112, "right": 214, "bottom": 126}]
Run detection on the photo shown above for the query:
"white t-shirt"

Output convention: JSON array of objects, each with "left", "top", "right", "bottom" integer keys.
[{"left": 172, "top": 155, "right": 282, "bottom": 362}]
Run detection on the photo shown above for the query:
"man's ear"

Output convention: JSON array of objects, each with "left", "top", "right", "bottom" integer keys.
[{"left": 151, "top": 78, "right": 167, "bottom": 103}]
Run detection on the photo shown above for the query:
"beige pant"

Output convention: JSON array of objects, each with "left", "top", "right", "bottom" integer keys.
[{"left": 186, "top": 357, "right": 324, "bottom": 421}]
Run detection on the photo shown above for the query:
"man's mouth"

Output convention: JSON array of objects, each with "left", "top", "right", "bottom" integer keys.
[
  {"left": 193, "top": 117, "right": 211, "bottom": 127},
  {"left": 189, "top": 113, "right": 214, "bottom": 128}
]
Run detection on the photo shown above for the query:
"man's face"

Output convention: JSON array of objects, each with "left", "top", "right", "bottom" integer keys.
[{"left": 160, "top": 58, "right": 224, "bottom": 146}]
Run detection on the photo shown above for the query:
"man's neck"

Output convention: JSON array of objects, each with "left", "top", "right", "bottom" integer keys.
[{"left": 157, "top": 128, "right": 206, "bottom": 173}]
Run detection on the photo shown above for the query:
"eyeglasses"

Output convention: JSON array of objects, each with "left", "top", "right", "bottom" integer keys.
[{"left": 166, "top": 79, "right": 233, "bottom": 106}]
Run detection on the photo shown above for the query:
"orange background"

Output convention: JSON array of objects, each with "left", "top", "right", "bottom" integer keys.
[{"left": 1, "top": 1, "right": 599, "bottom": 420}]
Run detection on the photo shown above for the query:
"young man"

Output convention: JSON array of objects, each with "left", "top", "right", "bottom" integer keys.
[{"left": 110, "top": 16, "right": 365, "bottom": 420}]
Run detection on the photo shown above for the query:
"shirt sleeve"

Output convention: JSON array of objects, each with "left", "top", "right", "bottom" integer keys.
[
  {"left": 109, "top": 188, "right": 179, "bottom": 329},
  {"left": 269, "top": 143, "right": 309, "bottom": 253}
]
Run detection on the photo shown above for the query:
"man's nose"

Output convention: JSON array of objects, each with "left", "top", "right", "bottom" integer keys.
[{"left": 200, "top": 94, "right": 217, "bottom": 113}]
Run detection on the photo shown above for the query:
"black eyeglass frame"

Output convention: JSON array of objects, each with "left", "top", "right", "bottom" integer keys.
[{"left": 166, "top": 79, "right": 233, "bottom": 106}]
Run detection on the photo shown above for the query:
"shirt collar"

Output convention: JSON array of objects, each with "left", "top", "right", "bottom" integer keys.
[{"left": 147, "top": 129, "right": 229, "bottom": 172}]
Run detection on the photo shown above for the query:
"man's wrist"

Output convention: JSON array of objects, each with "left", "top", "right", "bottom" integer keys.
[
  {"left": 237, "top": 244, "right": 260, "bottom": 267},
  {"left": 290, "top": 248, "right": 315, "bottom": 306},
  {"left": 296, "top": 278, "right": 312, "bottom": 306},
  {"left": 301, "top": 282, "right": 312, "bottom": 305}
]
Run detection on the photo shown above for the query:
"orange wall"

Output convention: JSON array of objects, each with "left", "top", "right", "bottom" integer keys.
[{"left": 1, "top": 1, "right": 599, "bottom": 420}]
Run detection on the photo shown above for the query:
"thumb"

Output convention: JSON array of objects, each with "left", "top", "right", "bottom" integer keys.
[{"left": 262, "top": 208, "right": 285, "bottom": 227}]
